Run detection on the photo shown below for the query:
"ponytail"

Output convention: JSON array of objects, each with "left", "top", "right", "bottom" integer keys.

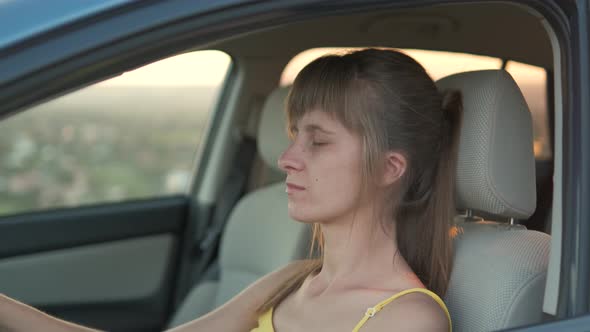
[{"left": 395, "top": 89, "right": 462, "bottom": 297}]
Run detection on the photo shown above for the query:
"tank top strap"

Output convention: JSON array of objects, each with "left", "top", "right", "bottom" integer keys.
[
  {"left": 352, "top": 288, "right": 452, "bottom": 332},
  {"left": 250, "top": 307, "right": 275, "bottom": 332}
]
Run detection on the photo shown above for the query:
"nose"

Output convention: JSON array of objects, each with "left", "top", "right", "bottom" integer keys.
[{"left": 278, "top": 143, "right": 304, "bottom": 174}]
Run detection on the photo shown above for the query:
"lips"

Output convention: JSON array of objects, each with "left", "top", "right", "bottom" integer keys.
[{"left": 286, "top": 182, "right": 305, "bottom": 193}]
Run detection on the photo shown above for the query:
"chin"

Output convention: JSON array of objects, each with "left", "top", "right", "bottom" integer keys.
[
  {"left": 287, "top": 210, "right": 316, "bottom": 224},
  {"left": 287, "top": 203, "right": 317, "bottom": 224}
]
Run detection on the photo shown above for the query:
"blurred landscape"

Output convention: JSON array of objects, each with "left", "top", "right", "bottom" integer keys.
[{"left": 0, "top": 85, "right": 218, "bottom": 215}]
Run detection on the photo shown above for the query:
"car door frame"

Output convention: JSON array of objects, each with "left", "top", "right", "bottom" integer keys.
[{"left": 0, "top": 0, "right": 589, "bottom": 330}]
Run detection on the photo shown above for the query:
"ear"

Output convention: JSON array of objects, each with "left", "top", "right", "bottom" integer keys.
[{"left": 382, "top": 151, "right": 407, "bottom": 186}]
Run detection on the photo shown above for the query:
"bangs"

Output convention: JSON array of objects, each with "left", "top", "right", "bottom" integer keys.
[{"left": 286, "top": 55, "right": 366, "bottom": 136}]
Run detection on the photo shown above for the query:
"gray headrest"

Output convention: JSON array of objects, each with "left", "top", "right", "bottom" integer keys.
[
  {"left": 257, "top": 86, "right": 291, "bottom": 172},
  {"left": 437, "top": 70, "right": 536, "bottom": 219}
]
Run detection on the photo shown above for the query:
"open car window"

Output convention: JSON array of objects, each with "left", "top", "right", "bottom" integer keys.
[{"left": 0, "top": 50, "right": 231, "bottom": 216}]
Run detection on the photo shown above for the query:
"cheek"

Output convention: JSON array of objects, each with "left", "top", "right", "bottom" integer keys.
[
  {"left": 286, "top": 138, "right": 365, "bottom": 222},
  {"left": 297, "top": 150, "right": 363, "bottom": 218},
  {"left": 289, "top": 188, "right": 358, "bottom": 223}
]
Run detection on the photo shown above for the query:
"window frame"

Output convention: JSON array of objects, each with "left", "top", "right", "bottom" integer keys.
[
  {"left": 0, "top": 50, "right": 234, "bottom": 216},
  {"left": 558, "top": 0, "right": 590, "bottom": 317}
]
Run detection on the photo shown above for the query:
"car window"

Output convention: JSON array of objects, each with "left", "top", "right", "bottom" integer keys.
[
  {"left": 0, "top": 50, "right": 231, "bottom": 216},
  {"left": 505, "top": 60, "right": 551, "bottom": 160},
  {"left": 281, "top": 48, "right": 551, "bottom": 160}
]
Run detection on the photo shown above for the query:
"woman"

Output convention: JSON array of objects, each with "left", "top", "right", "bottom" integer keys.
[{"left": 0, "top": 48, "right": 461, "bottom": 331}]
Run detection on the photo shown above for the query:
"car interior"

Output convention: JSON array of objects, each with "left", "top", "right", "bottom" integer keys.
[{"left": 0, "top": 1, "right": 561, "bottom": 332}]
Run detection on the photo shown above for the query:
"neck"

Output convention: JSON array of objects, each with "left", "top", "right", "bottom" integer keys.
[{"left": 310, "top": 202, "right": 410, "bottom": 293}]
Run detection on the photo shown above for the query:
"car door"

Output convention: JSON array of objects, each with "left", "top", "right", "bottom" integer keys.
[
  {"left": 0, "top": 50, "right": 233, "bottom": 332},
  {"left": 0, "top": 2, "right": 244, "bottom": 331}
]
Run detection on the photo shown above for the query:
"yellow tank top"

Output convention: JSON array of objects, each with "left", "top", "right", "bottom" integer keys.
[{"left": 250, "top": 288, "right": 452, "bottom": 332}]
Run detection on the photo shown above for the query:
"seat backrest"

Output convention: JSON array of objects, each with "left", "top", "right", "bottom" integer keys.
[
  {"left": 437, "top": 70, "right": 551, "bottom": 331},
  {"left": 168, "top": 87, "right": 309, "bottom": 327}
]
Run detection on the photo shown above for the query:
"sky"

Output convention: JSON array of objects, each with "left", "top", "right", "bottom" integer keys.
[
  {"left": 97, "top": 47, "right": 545, "bottom": 90},
  {"left": 280, "top": 47, "right": 545, "bottom": 85},
  {"left": 97, "top": 50, "right": 232, "bottom": 87}
]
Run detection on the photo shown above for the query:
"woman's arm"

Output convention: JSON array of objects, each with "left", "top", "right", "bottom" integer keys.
[
  {"left": 0, "top": 260, "right": 306, "bottom": 332},
  {"left": 167, "top": 260, "right": 307, "bottom": 332},
  {"left": 0, "top": 294, "right": 102, "bottom": 332}
]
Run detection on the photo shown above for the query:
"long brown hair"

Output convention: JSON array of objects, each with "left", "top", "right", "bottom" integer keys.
[{"left": 257, "top": 48, "right": 462, "bottom": 314}]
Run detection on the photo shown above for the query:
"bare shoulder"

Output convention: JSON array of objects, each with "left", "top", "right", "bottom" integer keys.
[
  {"left": 167, "top": 260, "right": 310, "bottom": 332},
  {"left": 249, "top": 259, "right": 310, "bottom": 291},
  {"left": 218, "top": 259, "right": 310, "bottom": 313},
  {"left": 368, "top": 291, "right": 450, "bottom": 332}
]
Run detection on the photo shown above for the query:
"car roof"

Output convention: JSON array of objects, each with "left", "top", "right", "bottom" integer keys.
[
  {"left": 0, "top": 0, "right": 132, "bottom": 49},
  {"left": 212, "top": 2, "right": 553, "bottom": 69}
]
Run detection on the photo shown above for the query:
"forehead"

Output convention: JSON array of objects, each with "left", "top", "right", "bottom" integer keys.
[
  {"left": 296, "top": 110, "right": 341, "bottom": 129},
  {"left": 292, "top": 110, "right": 360, "bottom": 141}
]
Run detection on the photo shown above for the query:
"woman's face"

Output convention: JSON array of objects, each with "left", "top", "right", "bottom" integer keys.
[{"left": 278, "top": 110, "right": 364, "bottom": 224}]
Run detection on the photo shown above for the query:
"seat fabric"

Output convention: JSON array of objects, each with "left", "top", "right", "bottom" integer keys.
[{"left": 438, "top": 70, "right": 550, "bottom": 331}]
